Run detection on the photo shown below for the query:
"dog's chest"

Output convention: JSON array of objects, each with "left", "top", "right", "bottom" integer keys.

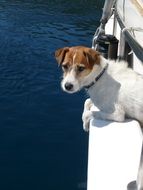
[
  {"left": 87, "top": 78, "right": 121, "bottom": 112},
  {"left": 88, "top": 87, "right": 113, "bottom": 112}
]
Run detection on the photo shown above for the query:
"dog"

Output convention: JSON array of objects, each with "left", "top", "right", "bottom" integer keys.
[{"left": 55, "top": 46, "right": 143, "bottom": 131}]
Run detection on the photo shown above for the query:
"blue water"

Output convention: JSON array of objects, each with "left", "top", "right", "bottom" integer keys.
[{"left": 0, "top": 1, "right": 103, "bottom": 189}]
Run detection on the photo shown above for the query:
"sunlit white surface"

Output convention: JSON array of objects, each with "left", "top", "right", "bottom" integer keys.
[{"left": 87, "top": 118, "right": 142, "bottom": 190}]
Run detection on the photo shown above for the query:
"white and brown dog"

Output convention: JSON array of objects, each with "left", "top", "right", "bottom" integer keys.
[{"left": 55, "top": 46, "right": 143, "bottom": 131}]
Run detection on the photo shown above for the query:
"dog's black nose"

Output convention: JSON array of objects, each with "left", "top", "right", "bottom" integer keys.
[{"left": 65, "top": 83, "right": 73, "bottom": 91}]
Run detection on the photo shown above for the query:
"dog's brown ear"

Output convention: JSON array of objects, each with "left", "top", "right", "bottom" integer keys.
[
  {"left": 55, "top": 47, "right": 69, "bottom": 65},
  {"left": 84, "top": 49, "right": 100, "bottom": 67}
]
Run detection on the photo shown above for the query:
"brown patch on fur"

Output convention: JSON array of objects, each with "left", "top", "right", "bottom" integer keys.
[
  {"left": 55, "top": 47, "right": 69, "bottom": 65},
  {"left": 55, "top": 46, "right": 100, "bottom": 69}
]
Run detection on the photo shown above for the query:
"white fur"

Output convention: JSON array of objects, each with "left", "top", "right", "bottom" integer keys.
[
  {"left": 82, "top": 56, "right": 143, "bottom": 131},
  {"left": 61, "top": 69, "right": 80, "bottom": 93}
]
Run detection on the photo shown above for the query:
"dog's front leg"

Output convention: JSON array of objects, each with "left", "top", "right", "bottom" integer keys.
[
  {"left": 92, "top": 104, "right": 125, "bottom": 122},
  {"left": 82, "top": 98, "right": 94, "bottom": 132}
]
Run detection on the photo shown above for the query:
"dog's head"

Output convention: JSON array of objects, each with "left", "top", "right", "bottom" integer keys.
[{"left": 55, "top": 46, "right": 100, "bottom": 93}]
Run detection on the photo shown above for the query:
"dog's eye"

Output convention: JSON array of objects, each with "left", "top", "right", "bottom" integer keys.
[
  {"left": 62, "top": 64, "right": 69, "bottom": 70},
  {"left": 77, "top": 66, "right": 85, "bottom": 72}
]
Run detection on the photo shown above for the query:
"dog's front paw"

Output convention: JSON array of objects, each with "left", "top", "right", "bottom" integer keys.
[
  {"left": 84, "top": 98, "right": 93, "bottom": 111},
  {"left": 82, "top": 99, "right": 93, "bottom": 132},
  {"left": 82, "top": 110, "right": 93, "bottom": 132}
]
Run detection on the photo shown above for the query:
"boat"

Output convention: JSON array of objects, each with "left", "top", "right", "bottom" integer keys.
[{"left": 87, "top": 0, "right": 143, "bottom": 189}]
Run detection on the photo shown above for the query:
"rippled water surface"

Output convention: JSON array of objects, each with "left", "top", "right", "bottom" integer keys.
[{"left": 0, "top": 1, "right": 103, "bottom": 189}]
